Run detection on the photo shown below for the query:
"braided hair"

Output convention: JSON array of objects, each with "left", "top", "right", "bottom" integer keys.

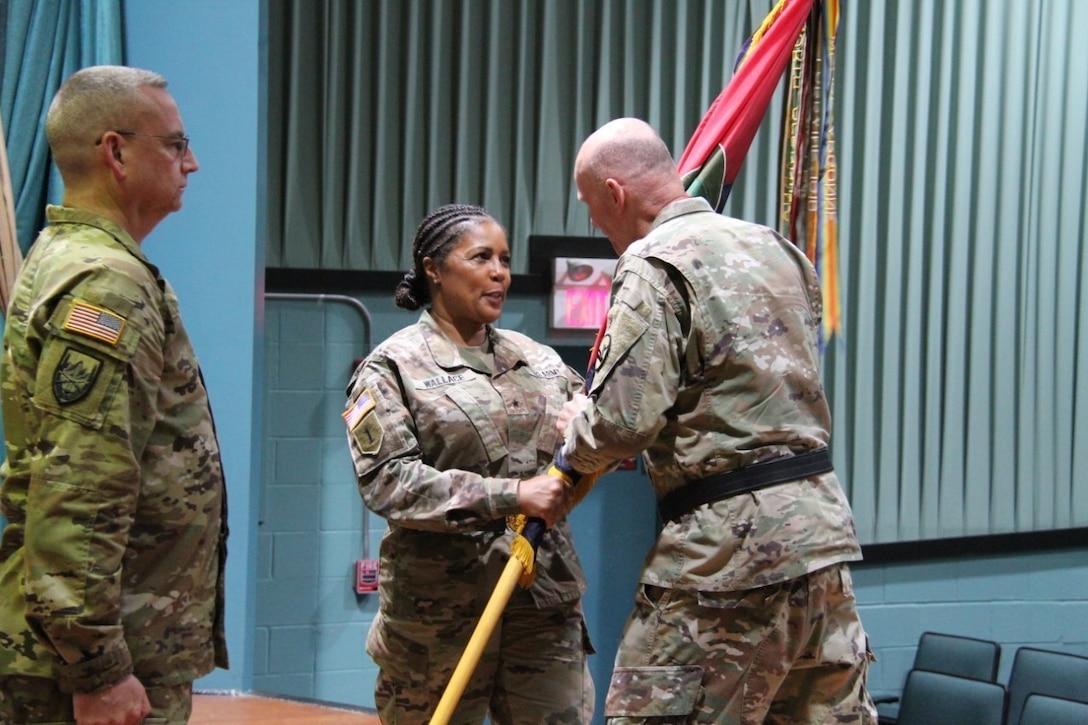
[{"left": 395, "top": 204, "right": 498, "bottom": 310}]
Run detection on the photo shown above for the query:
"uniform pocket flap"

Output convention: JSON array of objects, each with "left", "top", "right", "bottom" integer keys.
[{"left": 605, "top": 665, "right": 704, "bottom": 717}]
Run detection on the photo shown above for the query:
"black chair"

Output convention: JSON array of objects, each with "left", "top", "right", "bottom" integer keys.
[
  {"left": 912, "top": 631, "right": 1002, "bottom": 681},
  {"left": 1004, "top": 647, "right": 1088, "bottom": 725},
  {"left": 1018, "top": 693, "right": 1088, "bottom": 724},
  {"left": 876, "top": 632, "right": 1002, "bottom": 724},
  {"left": 895, "top": 669, "right": 1006, "bottom": 725}
]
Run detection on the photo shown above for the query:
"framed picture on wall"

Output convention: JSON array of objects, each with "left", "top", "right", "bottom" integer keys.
[
  {"left": 550, "top": 257, "right": 616, "bottom": 330},
  {"left": 528, "top": 235, "right": 617, "bottom": 333}
]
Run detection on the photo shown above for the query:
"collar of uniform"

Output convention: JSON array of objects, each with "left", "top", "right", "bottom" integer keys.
[
  {"left": 650, "top": 195, "right": 714, "bottom": 233},
  {"left": 418, "top": 309, "right": 487, "bottom": 373},
  {"left": 45, "top": 205, "right": 151, "bottom": 268},
  {"left": 488, "top": 331, "right": 529, "bottom": 376},
  {"left": 417, "top": 310, "right": 526, "bottom": 375}
]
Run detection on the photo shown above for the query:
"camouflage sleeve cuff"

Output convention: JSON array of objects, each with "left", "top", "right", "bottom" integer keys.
[
  {"left": 489, "top": 478, "right": 521, "bottom": 517},
  {"left": 55, "top": 646, "right": 134, "bottom": 694}
]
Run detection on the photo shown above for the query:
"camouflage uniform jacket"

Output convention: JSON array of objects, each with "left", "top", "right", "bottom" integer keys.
[
  {"left": 345, "top": 311, "right": 588, "bottom": 620},
  {"left": 0, "top": 206, "right": 229, "bottom": 693},
  {"left": 562, "top": 196, "right": 861, "bottom": 592}
]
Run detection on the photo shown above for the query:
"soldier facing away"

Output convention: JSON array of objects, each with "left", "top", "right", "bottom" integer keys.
[{"left": 557, "top": 117, "right": 877, "bottom": 724}]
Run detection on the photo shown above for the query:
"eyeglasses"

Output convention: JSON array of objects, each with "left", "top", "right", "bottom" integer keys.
[{"left": 96, "top": 130, "right": 190, "bottom": 158}]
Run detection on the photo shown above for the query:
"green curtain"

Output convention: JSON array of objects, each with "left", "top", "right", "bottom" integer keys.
[
  {"left": 268, "top": 0, "right": 1088, "bottom": 546},
  {"left": 825, "top": 0, "right": 1088, "bottom": 543},
  {"left": 266, "top": 0, "right": 777, "bottom": 271},
  {"left": 1, "top": 0, "right": 123, "bottom": 253}
]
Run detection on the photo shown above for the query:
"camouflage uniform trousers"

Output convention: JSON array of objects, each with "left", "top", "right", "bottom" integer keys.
[
  {"left": 605, "top": 563, "right": 876, "bottom": 724},
  {"left": 369, "top": 587, "right": 594, "bottom": 724},
  {"left": 0, "top": 675, "right": 192, "bottom": 724}
]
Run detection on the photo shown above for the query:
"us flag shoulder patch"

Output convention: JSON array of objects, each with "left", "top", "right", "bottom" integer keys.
[
  {"left": 64, "top": 301, "right": 126, "bottom": 346},
  {"left": 343, "top": 388, "right": 376, "bottom": 431}
]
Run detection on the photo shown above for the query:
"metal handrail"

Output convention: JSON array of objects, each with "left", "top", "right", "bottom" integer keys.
[{"left": 264, "top": 292, "right": 372, "bottom": 353}]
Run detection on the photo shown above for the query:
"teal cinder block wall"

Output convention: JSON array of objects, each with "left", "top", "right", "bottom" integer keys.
[
  {"left": 855, "top": 549, "right": 1088, "bottom": 696},
  {"left": 257, "top": 297, "right": 382, "bottom": 702}
]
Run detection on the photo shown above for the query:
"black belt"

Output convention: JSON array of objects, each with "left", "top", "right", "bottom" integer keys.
[{"left": 657, "top": 448, "right": 834, "bottom": 522}]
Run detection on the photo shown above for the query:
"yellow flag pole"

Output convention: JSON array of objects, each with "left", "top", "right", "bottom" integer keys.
[
  {"left": 430, "top": 464, "right": 599, "bottom": 724},
  {"left": 429, "top": 549, "right": 528, "bottom": 725}
]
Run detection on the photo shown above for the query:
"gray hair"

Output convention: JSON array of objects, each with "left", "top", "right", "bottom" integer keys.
[{"left": 46, "top": 65, "right": 168, "bottom": 172}]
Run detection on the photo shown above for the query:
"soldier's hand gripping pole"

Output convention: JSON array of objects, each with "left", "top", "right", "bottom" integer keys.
[{"left": 429, "top": 464, "right": 599, "bottom": 725}]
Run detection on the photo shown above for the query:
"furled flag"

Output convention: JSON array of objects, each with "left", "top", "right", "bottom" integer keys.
[{"left": 677, "top": 0, "right": 842, "bottom": 342}]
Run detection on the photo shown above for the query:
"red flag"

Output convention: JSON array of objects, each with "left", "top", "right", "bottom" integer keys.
[
  {"left": 677, "top": 0, "right": 815, "bottom": 211},
  {"left": 677, "top": 0, "right": 841, "bottom": 342}
]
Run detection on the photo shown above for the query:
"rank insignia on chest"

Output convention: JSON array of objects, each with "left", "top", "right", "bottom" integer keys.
[
  {"left": 343, "top": 388, "right": 376, "bottom": 431},
  {"left": 52, "top": 347, "right": 103, "bottom": 404},
  {"left": 63, "top": 300, "right": 126, "bottom": 345}
]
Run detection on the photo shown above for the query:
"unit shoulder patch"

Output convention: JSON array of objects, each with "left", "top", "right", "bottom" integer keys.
[
  {"left": 353, "top": 414, "right": 384, "bottom": 455},
  {"left": 52, "top": 347, "right": 104, "bottom": 404}
]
